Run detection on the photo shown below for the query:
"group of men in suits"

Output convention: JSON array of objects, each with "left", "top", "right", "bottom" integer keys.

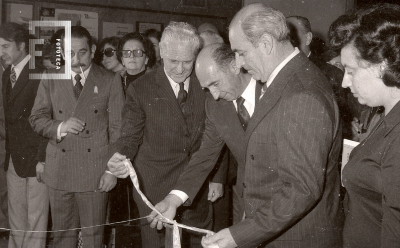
[{"left": 129, "top": 3, "right": 343, "bottom": 248}]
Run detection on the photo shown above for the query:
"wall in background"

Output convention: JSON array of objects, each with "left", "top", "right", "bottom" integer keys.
[{"left": 244, "top": 0, "right": 355, "bottom": 41}]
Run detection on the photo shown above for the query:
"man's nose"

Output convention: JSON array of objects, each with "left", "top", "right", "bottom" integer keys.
[
  {"left": 210, "top": 89, "right": 219, "bottom": 100},
  {"left": 176, "top": 62, "right": 183, "bottom": 73},
  {"left": 342, "top": 74, "right": 351, "bottom": 89},
  {"left": 235, "top": 53, "right": 245, "bottom": 69}
]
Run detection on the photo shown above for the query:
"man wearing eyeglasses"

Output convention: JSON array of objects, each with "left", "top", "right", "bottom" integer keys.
[
  {"left": 107, "top": 22, "right": 226, "bottom": 248},
  {"left": 29, "top": 26, "right": 124, "bottom": 248}
]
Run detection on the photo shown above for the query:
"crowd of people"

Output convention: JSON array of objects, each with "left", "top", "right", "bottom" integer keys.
[{"left": 0, "top": 2, "right": 399, "bottom": 248}]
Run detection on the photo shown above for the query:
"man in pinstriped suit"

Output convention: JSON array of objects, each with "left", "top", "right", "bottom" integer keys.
[
  {"left": 150, "top": 4, "right": 343, "bottom": 248},
  {"left": 29, "top": 26, "right": 124, "bottom": 248},
  {"left": 107, "top": 22, "right": 226, "bottom": 248}
]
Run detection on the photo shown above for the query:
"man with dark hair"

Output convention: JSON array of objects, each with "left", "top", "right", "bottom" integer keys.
[
  {"left": 29, "top": 26, "right": 124, "bottom": 248},
  {"left": 150, "top": 4, "right": 343, "bottom": 248},
  {"left": 0, "top": 22, "right": 49, "bottom": 248}
]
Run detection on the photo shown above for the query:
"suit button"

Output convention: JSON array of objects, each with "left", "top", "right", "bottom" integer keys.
[
  {"left": 86, "top": 130, "right": 89, "bottom": 134},
  {"left": 62, "top": 149, "right": 65, "bottom": 152},
  {"left": 59, "top": 110, "right": 62, "bottom": 114},
  {"left": 187, "top": 151, "right": 191, "bottom": 157},
  {"left": 94, "top": 110, "right": 98, "bottom": 113},
  {"left": 243, "top": 183, "right": 247, "bottom": 188},
  {"left": 250, "top": 155, "right": 254, "bottom": 160},
  {"left": 185, "top": 133, "right": 189, "bottom": 137},
  {"left": 88, "top": 149, "right": 91, "bottom": 152}
]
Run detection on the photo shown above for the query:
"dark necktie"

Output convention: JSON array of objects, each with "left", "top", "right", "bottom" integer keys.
[
  {"left": 237, "top": 96, "right": 250, "bottom": 131},
  {"left": 73, "top": 74, "right": 83, "bottom": 100},
  {"left": 10, "top": 67, "right": 16, "bottom": 88},
  {"left": 177, "top": 82, "right": 187, "bottom": 110}
]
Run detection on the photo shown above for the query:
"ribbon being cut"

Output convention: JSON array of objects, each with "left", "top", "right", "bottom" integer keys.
[{"left": 121, "top": 159, "right": 220, "bottom": 248}]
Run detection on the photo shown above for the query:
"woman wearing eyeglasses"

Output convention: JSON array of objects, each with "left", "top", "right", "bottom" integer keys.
[
  {"left": 118, "top": 32, "right": 156, "bottom": 92},
  {"left": 94, "top": 36, "right": 125, "bottom": 74}
]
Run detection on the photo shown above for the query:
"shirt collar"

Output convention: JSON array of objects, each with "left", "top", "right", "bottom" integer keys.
[
  {"left": 11, "top": 54, "right": 31, "bottom": 80},
  {"left": 71, "top": 65, "right": 92, "bottom": 86},
  {"left": 264, "top": 47, "right": 300, "bottom": 89},
  {"left": 383, "top": 101, "right": 400, "bottom": 136},
  {"left": 237, "top": 77, "right": 256, "bottom": 106}
]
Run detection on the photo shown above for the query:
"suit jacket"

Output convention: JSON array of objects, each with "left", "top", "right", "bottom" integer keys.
[
  {"left": 110, "top": 67, "right": 226, "bottom": 207},
  {"left": 176, "top": 53, "right": 343, "bottom": 247},
  {"left": 2, "top": 60, "right": 47, "bottom": 178},
  {"left": 29, "top": 64, "right": 124, "bottom": 192}
]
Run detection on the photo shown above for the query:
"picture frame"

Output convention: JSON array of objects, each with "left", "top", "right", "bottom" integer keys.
[{"left": 136, "top": 22, "right": 164, "bottom": 33}]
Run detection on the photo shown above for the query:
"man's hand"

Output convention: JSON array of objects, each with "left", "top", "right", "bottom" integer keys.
[
  {"left": 36, "top": 162, "right": 45, "bottom": 183},
  {"left": 60, "top": 117, "right": 85, "bottom": 134},
  {"left": 208, "top": 182, "right": 224, "bottom": 202},
  {"left": 97, "top": 172, "right": 117, "bottom": 192},
  {"left": 107, "top": 152, "right": 129, "bottom": 178},
  {"left": 148, "top": 194, "right": 184, "bottom": 230},
  {"left": 201, "top": 228, "right": 238, "bottom": 248}
]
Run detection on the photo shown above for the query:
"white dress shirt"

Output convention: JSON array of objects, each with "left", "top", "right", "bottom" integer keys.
[
  {"left": 10, "top": 54, "right": 31, "bottom": 87},
  {"left": 260, "top": 47, "right": 300, "bottom": 98},
  {"left": 165, "top": 69, "right": 190, "bottom": 98}
]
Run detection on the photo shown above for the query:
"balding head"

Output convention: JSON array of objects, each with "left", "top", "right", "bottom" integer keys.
[
  {"left": 196, "top": 43, "right": 247, "bottom": 101},
  {"left": 198, "top": 23, "right": 219, "bottom": 34}
]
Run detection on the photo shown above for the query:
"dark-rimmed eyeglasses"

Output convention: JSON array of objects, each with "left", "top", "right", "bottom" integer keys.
[
  {"left": 121, "top": 49, "right": 146, "bottom": 58},
  {"left": 101, "top": 48, "right": 116, "bottom": 57}
]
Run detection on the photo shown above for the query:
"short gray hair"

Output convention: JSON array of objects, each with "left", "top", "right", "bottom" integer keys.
[
  {"left": 242, "top": 5, "right": 289, "bottom": 45},
  {"left": 160, "top": 21, "right": 201, "bottom": 55}
]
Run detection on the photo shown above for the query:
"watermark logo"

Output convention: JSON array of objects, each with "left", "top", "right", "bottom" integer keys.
[{"left": 28, "top": 20, "right": 71, "bottom": 80}]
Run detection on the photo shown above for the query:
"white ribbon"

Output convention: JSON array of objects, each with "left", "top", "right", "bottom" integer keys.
[{"left": 122, "top": 159, "right": 215, "bottom": 248}]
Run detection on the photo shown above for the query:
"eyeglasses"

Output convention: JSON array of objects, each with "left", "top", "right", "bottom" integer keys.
[
  {"left": 121, "top": 49, "right": 146, "bottom": 58},
  {"left": 101, "top": 48, "right": 116, "bottom": 57}
]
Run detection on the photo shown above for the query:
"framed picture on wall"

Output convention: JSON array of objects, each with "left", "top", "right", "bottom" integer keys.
[
  {"left": 136, "top": 22, "right": 164, "bottom": 33},
  {"left": 181, "top": 0, "right": 207, "bottom": 9}
]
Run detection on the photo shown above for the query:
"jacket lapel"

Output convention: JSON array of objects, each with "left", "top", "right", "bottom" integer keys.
[
  {"left": 155, "top": 68, "right": 188, "bottom": 133},
  {"left": 56, "top": 67, "right": 77, "bottom": 112},
  {"left": 245, "top": 53, "right": 306, "bottom": 141},
  {"left": 74, "top": 65, "right": 99, "bottom": 116}
]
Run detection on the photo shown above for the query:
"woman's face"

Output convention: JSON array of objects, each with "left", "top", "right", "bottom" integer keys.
[
  {"left": 341, "top": 44, "right": 386, "bottom": 107},
  {"left": 122, "top": 39, "right": 148, "bottom": 74},
  {"left": 149, "top": 36, "right": 160, "bottom": 61},
  {"left": 101, "top": 43, "right": 120, "bottom": 71}
]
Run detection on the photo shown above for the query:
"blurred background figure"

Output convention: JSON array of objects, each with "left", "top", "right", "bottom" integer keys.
[
  {"left": 118, "top": 32, "right": 155, "bottom": 92},
  {"left": 144, "top": 29, "right": 162, "bottom": 68},
  {"left": 199, "top": 30, "right": 224, "bottom": 47},
  {"left": 0, "top": 57, "right": 8, "bottom": 241},
  {"left": 197, "top": 22, "right": 219, "bottom": 34}
]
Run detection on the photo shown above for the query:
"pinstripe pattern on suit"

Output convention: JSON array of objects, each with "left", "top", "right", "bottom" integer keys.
[
  {"left": 227, "top": 53, "right": 343, "bottom": 248},
  {"left": 111, "top": 67, "right": 219, "bottom": 248}
]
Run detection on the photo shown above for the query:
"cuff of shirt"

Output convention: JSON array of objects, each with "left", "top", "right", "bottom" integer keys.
[
  {"left": 57, "top": 122, "right": 68, "bottom": 140},
  {"left": 170, "top": 190, "right": 189, "bottom": 203}
]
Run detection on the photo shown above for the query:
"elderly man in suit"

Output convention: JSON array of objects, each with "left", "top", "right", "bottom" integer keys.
[
  {"left": 107, "top": 22, "right": 225, "bottom": 248},
  {"left": 149, "top": 4, "right": 343, "bottom": 248},
  {"left": 0, "top": 22, "right": 49, "bottom": 248},
  {"left": 29, "top": 26, "right": 124, "bottom": 248}
]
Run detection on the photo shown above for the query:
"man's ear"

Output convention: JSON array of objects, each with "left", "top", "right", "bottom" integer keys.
[
  {"left": 259, "top": 33, "right": 273, "bottom": 55},
  {"left": 18, "top": 42, "right": 25, "bottom": 52},
  {"left": 305, "top": 32, "right": 313, "bottom": 46},
  {"left": 229, "top": 59, "right": 240, "bottom": 75},
  {"left": 91, "top": 44, "right": 96, "bottom": 59}
]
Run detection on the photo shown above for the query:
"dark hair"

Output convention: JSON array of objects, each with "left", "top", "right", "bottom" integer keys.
[
  {"left": 287, "top": 21, "right": 300, "bottom": 48},
  {"left": 118, "top": 32, "right": 155, "bottom": 69},
  {"left": 335, "top": 4, "right": 400, "bottom": 88},
  {"left": 211, "top": 43, "right": 235, "bottom": 73},
  {"left": 287, "top": 16, "right": 312, "bottom": 33},
  {"left": 61, "top": 26, "right": 93, "bottom": 51},
  {"left": 144, "top": 29, "right": 162, "bottom": 42},
  {"left": 0, "top": 22, "right": 30, "bottom": 53},
  {"left": 93, "top": 36, "right": 120, "bottom": 66}
]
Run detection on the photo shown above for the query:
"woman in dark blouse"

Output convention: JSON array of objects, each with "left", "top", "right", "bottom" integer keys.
[
  {"left": 331, "top": 4, "right": 400, "bottom": 247},
  {"left": 118, "top": 32, "right": 155, "bottom": 92}
]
